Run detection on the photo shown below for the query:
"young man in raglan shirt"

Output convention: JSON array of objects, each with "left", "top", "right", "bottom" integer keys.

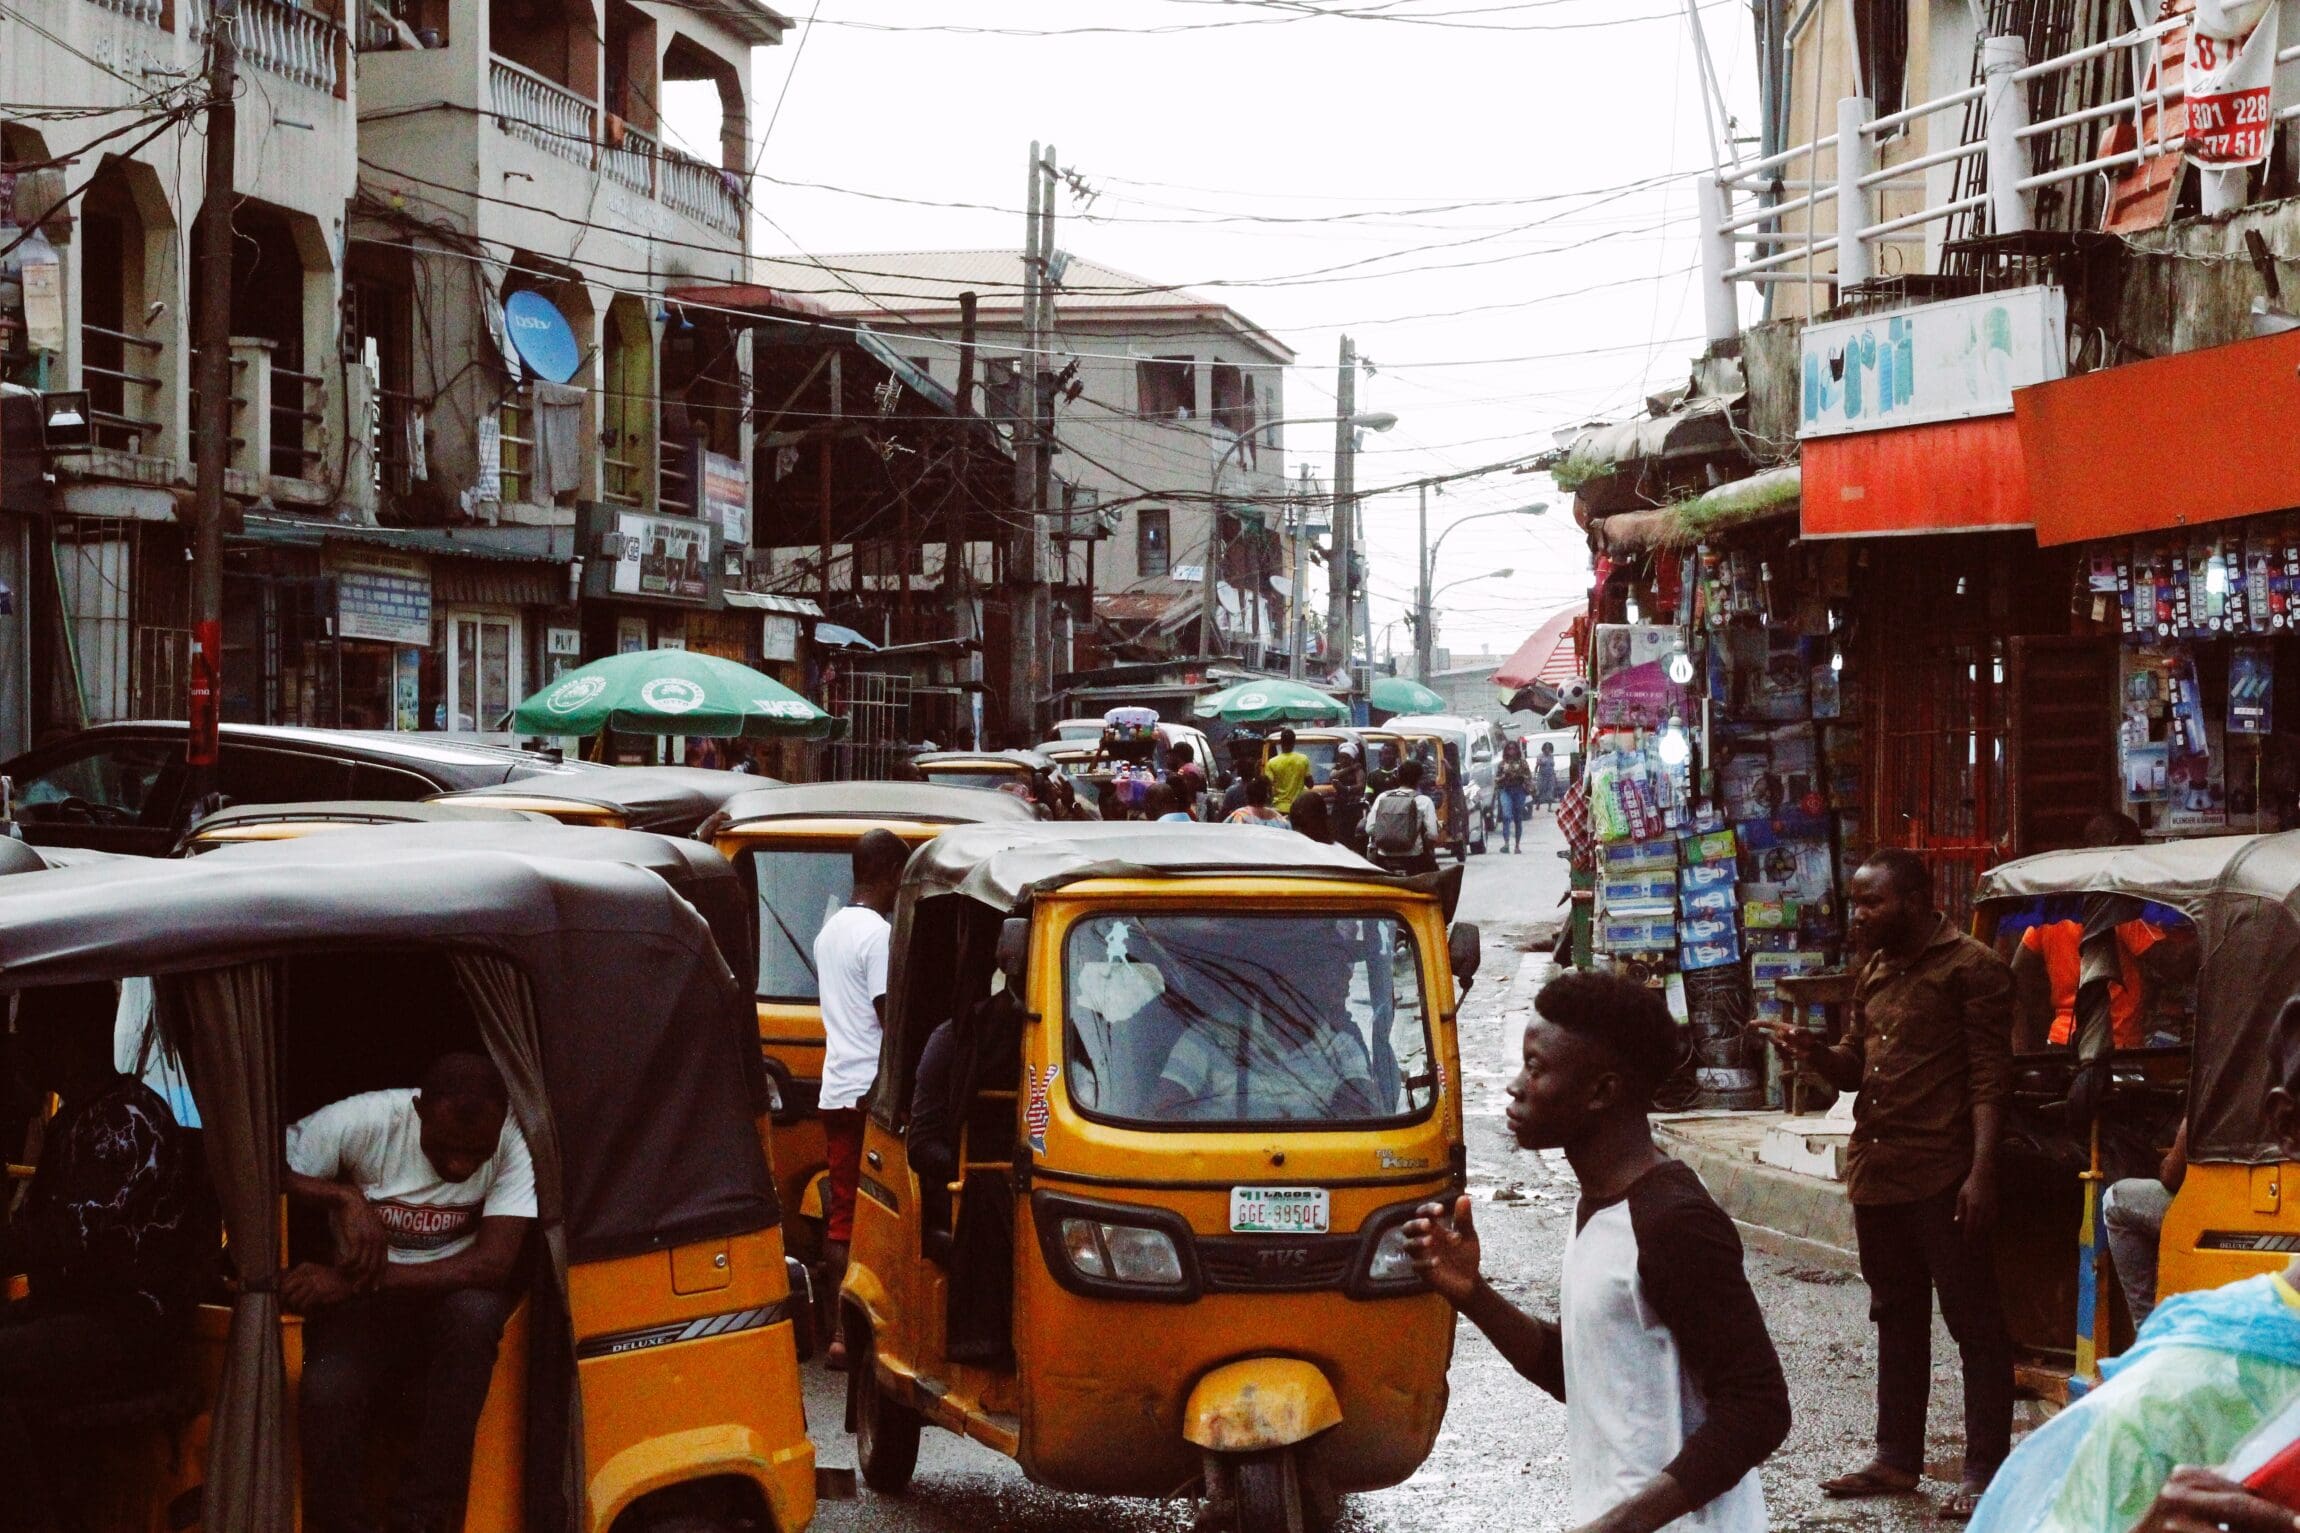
[
  {"left": 283, "top": 1051, "right": 536, "bottom": 1533},
  {"left": 1406, "top": 970, "right": 1791, "bottom": 1533}
]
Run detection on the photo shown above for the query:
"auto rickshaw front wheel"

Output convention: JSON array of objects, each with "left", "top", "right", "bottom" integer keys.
[
  {"left": 1222, "top": 1448, "right": 1336, "bottom": 1533},
  {"left": 849, "top": 1323, "right": 922, "bottom": 1494}
]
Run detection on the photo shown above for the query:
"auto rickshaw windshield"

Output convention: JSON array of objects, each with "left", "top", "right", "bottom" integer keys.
[
  {"left": 1061, "top": 911, "right": 1431, "bottom": 1128},
  {"left": 753, "top": 845, "right": 849, "bottom": 1002}
]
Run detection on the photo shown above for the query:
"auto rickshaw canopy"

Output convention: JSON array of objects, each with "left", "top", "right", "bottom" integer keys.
[
  {"left": 178, "top": 798, "right": 553, "bottom": 850},
  {"left": 1977, "top": 830, "right": 2300, "bottom": 1166},
  {"left": 718, "top": 778, "right": 1040, "bottom": 828},
  {"left": 912, "top": 749, "right": 1059, "bottom": 775},
  {"left": 431, "top": 763, "right": 780, "bottom": 835}
]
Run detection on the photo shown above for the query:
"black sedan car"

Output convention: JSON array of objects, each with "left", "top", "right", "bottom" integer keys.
[{"left": 1, "top": 721, "right": 596, "bottom": 856}]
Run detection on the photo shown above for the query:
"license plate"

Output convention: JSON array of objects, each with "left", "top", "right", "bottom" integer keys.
[{"left": 1228, "top": 1186, "right": 1330, "bottom": 1235}]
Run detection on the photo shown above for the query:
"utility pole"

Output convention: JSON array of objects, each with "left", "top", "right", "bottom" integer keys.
[
  {"left": 188, "top": 0, "right": 238, "bottom": 805},
  {"left": 1288, "top": 463, "right": 1311, "bottom": 679},
  {"left": 1030, "top": 144, "right": 1057, "bottom": 720},
  {"left": 1007, "top": 141, "right": 1042, "bottom": 742},
  {"left": 1323, "top": 335, "right": 1355, "bottom": 682},
  {"left": 1414, "top": 481, "right": 1432, "bottom": 684}
]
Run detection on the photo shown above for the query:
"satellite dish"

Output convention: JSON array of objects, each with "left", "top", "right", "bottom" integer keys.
[{"left": 503, "top": 290, "right": 581, "bottom": 384}]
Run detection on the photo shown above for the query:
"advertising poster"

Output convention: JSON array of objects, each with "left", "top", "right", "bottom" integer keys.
[
  {"left": 2187, "top": 0, "right": 2279, "bottom": 168},
  {"left": 1592, "top": 624, "right": 1691, "bottom": 731},
  {"left": 609, "top": 512, "right": 712, "bottom": 602},
  {"left": 2231, "top": 643, "right": 2275, "bottom": 734}
]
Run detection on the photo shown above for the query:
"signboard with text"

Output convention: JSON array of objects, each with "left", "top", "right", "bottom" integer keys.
[
  {"left": 331, "top": 548, "right": 433, "bottom": 647},
  {"left": 704, "top": 451, "right": 749, "bottom": 547},
  {"left": 1799, "top": 286, "right": 2067, "bottom": 439},
  {"left": 607, "top": 511, "right": 712, "bottom": 602}
]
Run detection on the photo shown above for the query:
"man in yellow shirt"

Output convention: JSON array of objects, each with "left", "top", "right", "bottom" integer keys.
[{"left": 1264, "top": 728, "right": 1312, "bottom": 814}]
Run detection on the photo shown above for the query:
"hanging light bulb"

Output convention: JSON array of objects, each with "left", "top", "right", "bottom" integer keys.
[
  {"left": 2207, "top": 559, "right": 2230, "bottom": 595},
  {"left": 1831, "top": 645, "right": 1846, "bottom": 673},
  {"left": 1657, "top": 713, "right": 1691, "bottom": 766}
]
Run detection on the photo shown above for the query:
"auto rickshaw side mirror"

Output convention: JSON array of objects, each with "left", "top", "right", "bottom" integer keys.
[
  {"left": 997, "top": 916, "right": 1031, "bottom": 990},
  {"left": 1449, "top": 922, "right": 1482, "bottom": 992}
]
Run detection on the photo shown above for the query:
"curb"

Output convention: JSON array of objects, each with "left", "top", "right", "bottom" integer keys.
[{"left": 1654, "top": 1119, "right": 1859, "bottom": 1262}]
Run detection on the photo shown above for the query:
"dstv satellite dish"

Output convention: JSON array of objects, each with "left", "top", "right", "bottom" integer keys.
[{"left": 503, "top": 290, "right": 581, "bottom": 384}]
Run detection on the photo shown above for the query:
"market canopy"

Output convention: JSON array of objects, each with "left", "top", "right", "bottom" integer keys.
[
  {"left": 511, "top": 649, "right": 839, "bottom": 740},
  {"left": 1190, "top": 678, "right": 1349, "bottom": 726},
  {"left": 1369, "top": 675, "right": 1446, "bottom": 715},
  {"left": 1495, "top": 608, "right": 1581, "bottom": 692}
]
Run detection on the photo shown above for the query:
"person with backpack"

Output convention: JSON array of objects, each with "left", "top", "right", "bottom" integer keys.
[{"left": 1367, "top": 759, "right": 1441, "bottom": 874}]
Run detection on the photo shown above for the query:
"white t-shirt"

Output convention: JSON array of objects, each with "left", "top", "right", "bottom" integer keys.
[
  {"left": 286, "top": 1088, "right": 538, "bottom": 1264},
  {"left": 815, "top": 904, "right": 892, "bottom": 1111}
]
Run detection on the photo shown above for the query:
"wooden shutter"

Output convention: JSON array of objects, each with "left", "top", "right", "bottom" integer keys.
[{"left": 2007, "top": 635, "right": 2120, "bottom": 858}]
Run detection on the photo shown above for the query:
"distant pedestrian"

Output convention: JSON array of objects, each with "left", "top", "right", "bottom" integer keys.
[
  {"left": 1219, "top": 733, "right": 1263, "bottom": 818},
  {"left": 1406, "top": 971, "right": 1790, "bottom": 1533},
  {"left": 1496, "top": 741, "right": 1533, "bottom": 853},
  {"left": 1768, "top": 848, "right": 2015, "bottom": 1521},
  {"left": 1166, "top": 741, "right": 1207, "bottom": 815},
  {"left": 1224, "top": 774, "right": 1287, "bottom": 827},
  {"left": 814, "top": 828, "right": 909, "bottom": 1371},
  {"left": 1534, "top": 740, "right": 1562, "bottom": 807},
  {"left": 1264, "top": 728, "right": 1312, "bottom": 814},
  {"left": 1287, "top": 790, "right": 1333, "bottom": 844},
  {"left": 1147, "top": 783, "right": 1194, "bottom": 824}
]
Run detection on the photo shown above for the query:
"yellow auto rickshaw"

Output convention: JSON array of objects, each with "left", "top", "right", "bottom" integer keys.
[
  {"left": 0, "top": 828, "right": 815, "bottom": 1532},
  {"left": 429, "top": 764, "right": 776, "bottom": 837},
  {"left": 172, "top": 797, "right": 553, "bottom": 853},
  {"left": 1972, "top": 838, "right": 2226, "bottom": 1396},
  {"left": 710, "top": 781, "right": 1038, "bottom": 1255},
  {"left": 909, "top": 750, "right": 1092, "bottom": 819},
  {"left": 841, "top": 821, "right": 1475, "bottom": 1532}
]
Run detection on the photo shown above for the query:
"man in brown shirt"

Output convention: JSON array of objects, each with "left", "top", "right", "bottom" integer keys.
[{"left": 1771, "top": 848, "right": 2014, "bottom": 1521}]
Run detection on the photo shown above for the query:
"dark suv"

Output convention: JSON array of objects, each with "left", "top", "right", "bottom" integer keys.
[{"left": 0, "top": 722, "right": 598, "bottom": 856}]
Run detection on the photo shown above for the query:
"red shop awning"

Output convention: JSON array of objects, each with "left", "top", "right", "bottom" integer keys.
[
  {"left": 2014, "top": 328, "right": 2300, "bottom": 548},
  {"left": 1495, "top": 607, "right": 1581, "bottom": 691},
  {"left": 1800, "top": 415, "right": 2034, "bottom": 539}
]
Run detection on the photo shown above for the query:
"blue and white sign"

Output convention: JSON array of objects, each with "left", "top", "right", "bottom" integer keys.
[
  {"left": 503, "top": 290, "right": 582, "bottom": 384},
  {"left": 1798, "top": 285, "right": 2066, "bottom": 439}
]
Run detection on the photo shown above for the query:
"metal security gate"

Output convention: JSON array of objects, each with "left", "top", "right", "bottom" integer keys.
[{"left": 824, "top": 668, "right": 913, "bottom": 781}]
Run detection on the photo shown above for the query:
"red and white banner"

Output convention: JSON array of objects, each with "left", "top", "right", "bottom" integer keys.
[{"left": 2187, "top": 0, "right": 2279, "bottom": 167}]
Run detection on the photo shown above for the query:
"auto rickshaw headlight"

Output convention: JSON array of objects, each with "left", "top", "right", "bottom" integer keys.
[
  {"left": 1364, "top": 1223, "right": 1417, "bottom": 1284},
  {"left": 1060, "top": 1216, "right": 1186, "bottom": 1287}
]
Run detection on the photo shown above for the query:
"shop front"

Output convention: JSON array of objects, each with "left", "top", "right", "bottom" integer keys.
[{"left": 573, "top": 501, "right": 725, "bottom": 763}]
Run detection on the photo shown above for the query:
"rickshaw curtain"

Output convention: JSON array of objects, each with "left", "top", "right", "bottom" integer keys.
[
  {"left": 450, "top": 951, "right": 586, "bottom": 1533},
  {"left": 165, "top": 962, "right": 293, "bottom": 1533}
]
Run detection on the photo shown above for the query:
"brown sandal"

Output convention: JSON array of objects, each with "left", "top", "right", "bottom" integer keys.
[
  {"left": 1820, "top": 1465, "right": 1921, "bottom": 1499},
  {"left": 1937, "top": 1483, "right": 1987, "bottom": 1521}
]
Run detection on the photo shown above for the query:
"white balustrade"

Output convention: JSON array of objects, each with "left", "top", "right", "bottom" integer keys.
[
  {"left": 603, "top": 122, "right": 656, "bottom": 193},
  {"left": 488, "top": 56, "right": 595, "bottom": 167},
  {"left": 86, "top": 0, "right": 165, "bottom": 29},
  {"left": 658, "top": 145, "right": 743, "bottom": 238},
  {"left": 187, "top": 0, "right": 342, "bottom": 93}
]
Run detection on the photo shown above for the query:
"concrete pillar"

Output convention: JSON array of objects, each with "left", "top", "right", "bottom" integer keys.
[
  {"left": 1698, "top": 175, "right": 1741, "bottom": 342},
  {"left": 1983, "top": 36, "right": 2036, "bottom": 236},
  {"left": 1836, "top": 96, "right": 1875, "bottom": 289},
  {"left": 229, "top": 335, "right": 275, "bottom": 490}
]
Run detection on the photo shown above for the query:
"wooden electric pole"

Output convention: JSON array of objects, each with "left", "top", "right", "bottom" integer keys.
[
  {"left": 1006, "top": 141, "right": 1042, "bottom": 743},
  {"left": 188, "top": 0, "right": 238, "bottom": 803},
  {"left": 1323, "top": 336, "right": 1356, "bottom": 684}
]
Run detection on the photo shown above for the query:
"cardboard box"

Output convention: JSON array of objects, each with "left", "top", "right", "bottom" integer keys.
[
  {"left": 1602, "top": 872, "right": 1679, "bottom": 906},
  {"left": 1681, "top": 914, "right": 1738, "bottom": 947},
  {"left": 1601, "top": 838, "right": 1680, "bottom": 874},
  {"left": 1681, "top": 860, "right": 1738, "bottom": 892},
  {"left": 1742, "top": 898, "right": 1799, "bottom": 930},
  {"left": 1751, "top": 950, "right": 1827, "bottom": 986},
  {"left": 1681, "top": 937, "right": 1743, "bottom": 971},
  {"left": 1682, "top": 828, "right": 1738, "bottom": 865},
  {"left": 1680, "top": 884, "right": 1737, "bottom": 917},
  {"left": 1599, "top": 915, "right": 1679, "bottom": 953}
]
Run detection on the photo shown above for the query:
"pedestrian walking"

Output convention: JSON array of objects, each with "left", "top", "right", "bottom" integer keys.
[
  {"left": 1287, "top": 790, "right": 1334, "bottom": 843},
  {"left": 1768, "top": 848, "right": 2015, "bottom": 1521},
  {"left": 1406, "top": 971, "right": 1790, "bottom": 1533},
  {"left": 814, "top": 828, "right": 908, "bottom": 1371},
  {"left": 1365, "top": 759, "right": 1440, "bottom": 873},
  {"left": 1496, "top": 740, "right": 1534, "bottom": 853},
  {"left": 1265, "top": 728, "right": 1312, "bottom": 814},
  {"left": 1534, "top": 740, "right": 1562, "bottom": 808},
  {"left": 1224, "top": 774, "right": 1287, "bottom": 827}
]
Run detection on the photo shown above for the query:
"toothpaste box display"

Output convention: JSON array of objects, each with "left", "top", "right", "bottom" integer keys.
[
  {"left": 1600, "top": 914, "right": 1679, "bottom": 953},
  {"left": 1680, "top": 936, "right": 1743, "bottom": 971},
  {"left": 1602, "top": 872, "right": 1680, "bottom": 907},
  {"left": 1681, "top": 913, "right": 1737, "bottom": 947},
  {"left": 1681, "top": 860, "right": 1739, "bottom": 892},
  {"left": 1680, "top": 884, "right": 1737, "bottom": 917},
  {"left": 1602, "top": 838, "right": 1680, "bottom": 874}
]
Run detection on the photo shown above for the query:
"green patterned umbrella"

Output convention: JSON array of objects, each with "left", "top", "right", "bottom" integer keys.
[
  {"left": 1190, "top": 678, "right": 1350, "bottom": 725},
  {"left": 512, "top": 649, "right": 839, "bottom": 739},
  {"left": 1370, "top": 675, "right": 1446, "bottom": 715}
]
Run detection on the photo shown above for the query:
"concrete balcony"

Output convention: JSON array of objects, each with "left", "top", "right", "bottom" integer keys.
[{"left": 185, "top": 0, "right": 345, "bottom": 95}]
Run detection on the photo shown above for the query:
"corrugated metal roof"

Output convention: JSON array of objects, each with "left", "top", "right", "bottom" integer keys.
[{"left": 749, "top": 249, "right": 1295, "bottom": 363}]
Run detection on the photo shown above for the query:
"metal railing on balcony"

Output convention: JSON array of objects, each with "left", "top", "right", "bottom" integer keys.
[
  {"left": 271, "top": 364, "right": 325, "bottom": 482},
  {"left": 1699, "top": 12, "right": 2300, "bottom": 339},
  {"left": 186, "top": 0, "right": 343, "bottom": 93},
  {"left": 81, "top": 323, "right": 165, "bottom": 454},
  {"left": 658, "top": 146, "right": 743, "bottom": 238},
  {"left": 488, "top": 56, "right": 595, "bottom": 167},
  {"left": 603, "top": 122, "right": 657, "bottom": 193}
]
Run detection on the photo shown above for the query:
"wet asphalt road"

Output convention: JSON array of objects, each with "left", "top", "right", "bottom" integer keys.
[{"left": 803, "top": 819, "right": 2013, "bottom": 1531}]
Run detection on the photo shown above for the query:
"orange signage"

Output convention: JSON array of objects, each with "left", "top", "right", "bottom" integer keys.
[{"left": 1800, "top": 416, "right": 2034, "bottom": 539}]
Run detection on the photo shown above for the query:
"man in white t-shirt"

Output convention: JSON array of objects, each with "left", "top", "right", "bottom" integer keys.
[
  {"left": 283, "top": 1052, "right": 536, "bottom": 1533},
  {"left": 813, "top": 827, "right": 908, "bottom": 1370}
]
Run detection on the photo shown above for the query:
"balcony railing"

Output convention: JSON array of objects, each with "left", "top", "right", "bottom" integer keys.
[
  {"left": 81, "top": 323, "right": 165, "bottom": 454},
  {"left": 658, "top": 146, "right": 743, "bottom": 238},
  {"left": 488, "top": 56, "right": 595, "bottom": 168},
  {"left": 603, "top": 122, "right": 657, "bottom": 193},
  {"left": 186, "top": 0, "right": 343, "bottom": 93},
  {"left": 1698, "top": 13, "right": 2300, "bottom": 338},
  {"left": 85, "top": 0, "right": 165, "bottom": 29}
]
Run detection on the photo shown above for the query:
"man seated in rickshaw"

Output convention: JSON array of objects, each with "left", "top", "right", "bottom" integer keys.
[
  {"left": 1149, "top": 947, "right": 1381, "bottom": 1122},
  {"left": 283, "top": 1051, "right": 535, "bottom": 1533},
  {"left": 0, "top": 984, "right": 201, "bottom": 1529},
  {"left": 1968, "top": 999, "right": 2300, "bottom": 1533}
]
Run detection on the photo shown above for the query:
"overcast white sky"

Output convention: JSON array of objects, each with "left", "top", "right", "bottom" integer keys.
[{"left": 667, "top": 0, "right": 1761, "bottom": 662}]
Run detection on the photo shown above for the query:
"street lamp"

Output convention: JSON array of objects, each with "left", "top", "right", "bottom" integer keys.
[
  {"left": 1201, "top": 411, "right": 1399, "bottom": 660},
  {"left": 1417, "top": 501, "right": 1546, "bottom": 683}
]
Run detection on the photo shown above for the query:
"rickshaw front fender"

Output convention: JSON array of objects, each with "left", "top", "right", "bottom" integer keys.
[
  {"left": 1182, "top": 1358, "right": 1343, "bottom": 1453},
  {"left": 587, "top": 1422, "right": 813, "bottom": 1533}
]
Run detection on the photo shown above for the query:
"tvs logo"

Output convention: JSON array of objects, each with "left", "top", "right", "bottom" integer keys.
[
  {"left": 1255, "top": 1247, "right": 1310, "bottom": 1271},
  {"left": 544, "top": 675, "right": 607, "bottom": 714},
  {"left": 639, "top": 678, "right": 707, "bottom": 714}
]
